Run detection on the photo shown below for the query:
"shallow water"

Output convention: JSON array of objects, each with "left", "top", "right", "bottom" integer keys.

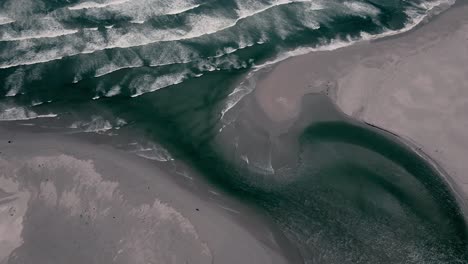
[{"left": 1, "top": 0, "right": 466, "bottom": 263}]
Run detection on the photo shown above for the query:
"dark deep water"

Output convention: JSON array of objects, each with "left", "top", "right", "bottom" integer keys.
[{"left": 1, "top": 0, "right": 467, "bottom": 263}]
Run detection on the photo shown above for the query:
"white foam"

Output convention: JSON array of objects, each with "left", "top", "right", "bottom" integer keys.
[
  {"left": 0, "top": 0, "right": 319, "bottom": 69},
  {"left": 0, "top": 0, "right": 452, "bottom": 75},
  {"left": 129, "top": 71, "right": 189, "bottom": 97},
  {"left": 68, "top": 0, "right": 131, "bottom": 10},
  {"left": 74, "top": 0, "right": 201, "bottom": 24},
  {"left": 31, "top": 101, "right": 44, "bottom": 106},
  {"left": 105, "top": 85, "right": 122, "bottom": 97},
  {"left": 0, "top": 106, "right": 57, "bottom": 121},
  {"left": 165, "top": 4, "right": 201, "bottom": 15},
  {"left": 5, "top": 69, "right": 25, "bottom": 97},
  {"left": 220, "top": 78, "right": 256, "bottom": 120},
  {"left": 0, "top": 16, "right": 15, "bottom": 25},
  {"left": 129, "top": 142, "right": 173, "bottom": 162},
  {"left": 344, "top": 1, "right": 380, "bottom": 17},
  {"left": 70, "top": 116, "right": 113, "bottom": 133},
  {"left": 253, "top": 0, "right": 455, "bottom": 72},
  {"left": 94, "top": 62, "right": 143, "bottom": 78},
  {"left": 0, "top": 29, "right": 79, "bottom": 42}
]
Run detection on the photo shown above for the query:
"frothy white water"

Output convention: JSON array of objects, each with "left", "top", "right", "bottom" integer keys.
[
  {"left": 0, "top": 106, "right": 57, "bottom": 121},
  {"left": 95, "top": 62, "right": 143, "bottom": 77},
  {"left": 129, "top": 71, "right": 189, "bottom": 97},
  {"left": 0, "top": 29, "right": 79, "bottom": 42},
  {"left": 165, "top": 3, "right": 202, "bottom": 15},
  {"left": 0, "top": 15, "right": 80, "bottom": 42},
  {"left": 253, "top": 0, "right": 455, "bottom": 71},
  {"left": 70, "top": 116, "right": 113, "bottom": 133},
  {"left": 343, "top": 1, "right": 380, "bottom": 17},
  {"left": 105, "top": 85, "right": 122, "bottom": 97},
  {"left": 73, "top": 0, "right": 201, "bottom": 25},
  {"left": 68, "top": 0, "right": 131, "bottom": 10},
  {"left": 4, "top": 69, "right": 25, "bottom": 97},
  {"left": 128, "top": 142, "right": 173, "bottom": 162},
  {"left": 0, "top": 16, "right": 15, "bottom": 25},
  {"left": 0, "top": 0, "right": 321, "bottom": 69}
]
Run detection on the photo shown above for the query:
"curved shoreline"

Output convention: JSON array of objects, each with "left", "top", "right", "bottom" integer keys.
[
  {"left": 363, "top": 121, "right": 468, "bottom": 218},
  {"left": 253, "top": 0, "right": 468, "bottom": 204},
  {"left": 0, "top": 125, "right": 296, "bottom": 264}
]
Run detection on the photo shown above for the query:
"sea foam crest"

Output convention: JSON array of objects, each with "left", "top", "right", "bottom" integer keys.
[
  {"left": 70, "top": 0, "right": 201, "bottom": 24},
  {"left": 253, "top": 0, "right": 455, "bottom": 72},
  {"left": 343, "top": 1, "right": 380, "bottom": 17},
  {"left": 0, "top": 105, "right": 57, "bottom": 121},
  {"left": 129, "top": 71, "right": 189, "bottom": 97},
  {"left": 0, "top": 0, "right": 321, "bottom": 69},
  {"left": 70, "top": 116, "right": 113, "bottom": 133},
  {"left": 68, "top": 0, "right": 131, "bottom": 10},
  {"left": 128, "top": 142, "right": 174, "bottom": 162},
  {"left": 0, "top": 16, "right": 79, "bottom": 42},
  {"left": 0, "top": 15, "right": 15, "bottom": 25}
]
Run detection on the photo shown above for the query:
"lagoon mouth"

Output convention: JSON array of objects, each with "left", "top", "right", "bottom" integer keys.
[
  {"left": 211, "top": 92, "right": 468, "bottom": 263},
  {"left": 287, "top": 121, "right": 468, "bottom": 262}
]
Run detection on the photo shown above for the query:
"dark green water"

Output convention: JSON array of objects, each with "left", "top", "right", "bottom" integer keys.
[{"left": 1, "top": 0, "right": 467, "bottom": 262}]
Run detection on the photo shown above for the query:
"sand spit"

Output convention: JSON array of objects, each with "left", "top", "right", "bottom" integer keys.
[
  {"left": 254, "top": 1, "right": 468, "bottom": 205},
  {"left": 0, "top": 127, "right": 291, "bottom": 264}
]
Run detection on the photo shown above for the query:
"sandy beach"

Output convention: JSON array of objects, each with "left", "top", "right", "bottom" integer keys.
[
  {"left": 0, "top": 125, "right": 296, "bottom": 264},
  {"left": 254, "top": 0, "right": 468, "bottom": 207}
]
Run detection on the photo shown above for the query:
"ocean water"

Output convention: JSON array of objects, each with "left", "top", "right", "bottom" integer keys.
[{"left": 1, "top": 0, "right": 466, "bottom": 263}]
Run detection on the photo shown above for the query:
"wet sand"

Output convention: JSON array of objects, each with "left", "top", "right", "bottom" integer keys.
[
  {"left": 254, "top": 1, "right": 468, "bottom": 207},
  {"left": 0, "top": 125, "right": 295, "bottom": 264}
]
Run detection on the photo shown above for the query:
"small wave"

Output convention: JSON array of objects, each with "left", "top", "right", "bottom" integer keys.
[
  {"left": 70, "top": 116, "right": 113, "bottom": 133},
  {"left": 0, "top": 16, "right": 15, "bottom": 25},
  {"left": 253, "top": 0, "right": 455, "bottom": 71},
  {"left": 4, "top": 69, "right": 24, "bottom": 97},
  {"left": 126, "top": 3, "right": 202, "bottom": 24},
  {"left": 31, "top": 100, "right": 52, "bottom": 107},
  {"left": 94, "top": 62, "right": 143, "bottom": 78},
  {"left": 0, "top": 106, "right": 57, "bottom": 121},
  {"left": 128, "top": 142, "right": 173, "bottom": 162},
  {"left": 0, "top": 0, "right": 320, "bottom": 69},
  {"left": 165, "top": 3, "right": 202, "bottom": 15},
  {"left": 129, "top": 71, "right": 189, "bottom": 97},
  {"left": 71, "top": 0, "right": 201, "bottom": 23},
  {"left": 0, "top": 29, "right": 79, "bottom": 42},
  {"left": 68, "top": 0, "right": 131, "bottom": 10},
  {"left": 105, "top": 85, "right": 122, "bottom": 97},
  {"left": 343, "top": 1, "right": 380, "bottom": 17},
  {"left": 220, "top": 76, "right": 257, "bottom": 121}
]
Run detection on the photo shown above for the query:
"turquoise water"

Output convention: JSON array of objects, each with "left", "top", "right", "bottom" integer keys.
[{"left": 1, "top": 0, "right": 467, "bottom": 262}]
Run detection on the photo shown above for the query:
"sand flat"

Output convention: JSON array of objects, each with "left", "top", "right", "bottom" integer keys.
[
  {"left": 254, "top": 1, "right": 468, "bottom": 204},
  {"left": 0, "top": 127, "right": 291, "bottom": 264}
]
